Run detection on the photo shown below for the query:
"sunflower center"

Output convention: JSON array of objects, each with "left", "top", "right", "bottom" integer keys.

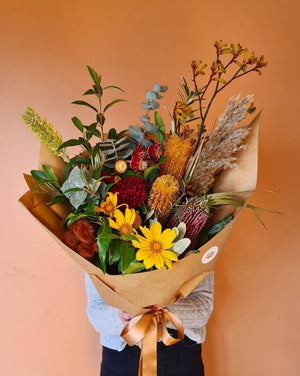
[
  {"left": 119, "top": 224, "right": 132, "bottom": 235},
  {"left": 150, "top": 241, "right": 163, "bottom": 253}
]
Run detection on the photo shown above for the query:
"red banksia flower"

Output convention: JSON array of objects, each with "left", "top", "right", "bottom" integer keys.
[
  {"left": 167, "top": 197, "right": 208, "bottom": 253},
  {"left": 111, "top": 176, "right": 147, "bottom": 208}
]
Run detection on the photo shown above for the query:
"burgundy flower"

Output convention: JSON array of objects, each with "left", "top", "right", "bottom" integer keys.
[
  {"left": 167, "top": 197, "right": 208, "bottom": 254},
  {"left": 110, "top": 176, "right": 147, "bottom": 208},
  {"left": 147, "top": 142, "right": 163, "bottom": 162}
]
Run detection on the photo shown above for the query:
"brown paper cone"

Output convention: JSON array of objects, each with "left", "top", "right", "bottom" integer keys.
[{"left": 19, "top": 113, "right": 259, "bottom": 314}]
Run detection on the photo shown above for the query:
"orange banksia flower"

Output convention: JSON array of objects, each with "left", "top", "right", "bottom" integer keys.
[
  {"left": 147, "top": 174, "right": 179, "bottom": 222},
  {"left": 159, "top": 133, "right": 194, "bottom": 179}
]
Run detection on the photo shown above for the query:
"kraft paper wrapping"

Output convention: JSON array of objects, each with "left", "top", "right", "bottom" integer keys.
[{"left": 19, "top": 112, "right": 260, "bottom": 316}]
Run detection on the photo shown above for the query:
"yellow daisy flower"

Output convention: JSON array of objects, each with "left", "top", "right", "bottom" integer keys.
[
  {"left": 132, "top": 222, "right": 178, "bottom": 270},
  {"left": 108, "top": 208, "right": 136, "bottom": 236},
  {"left": 95, "top": 192, "right": 119, "bottom": 217}
]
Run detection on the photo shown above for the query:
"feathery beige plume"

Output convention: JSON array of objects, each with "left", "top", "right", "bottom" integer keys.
[{"left": 188, "top": 95, "right": 253, "bottom": 195}]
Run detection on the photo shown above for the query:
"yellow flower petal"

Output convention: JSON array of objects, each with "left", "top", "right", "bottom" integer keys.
[
  {"left": 114, "top": 209, "right": 125, "bottom": 224},
  {"left": 124, "top": 208, "right": 136, "bottom": 225},
  {"left": 108, "top": 218, "right": 119, "bottom": 230},
  {"left": 139, "top": 225, "right": 153, "bottom": 241},
  {"left": 160, "top": 228, "right": 177, "bottom": 248},
  {"left": 144, "top": 256, "right": 155, "bottom": 269},
  {"left": 162, "top": 250, "right": 178, "bottom": 262},
  {"left": 150, "top": 222, "right": 162, "bottom": 240}
]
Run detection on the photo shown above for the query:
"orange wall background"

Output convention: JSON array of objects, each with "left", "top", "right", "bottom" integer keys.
[{"left": 1, "top": 0, "right": 299, "bottom": 375}]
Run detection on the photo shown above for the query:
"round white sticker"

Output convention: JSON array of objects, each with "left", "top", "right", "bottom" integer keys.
[{"left": 201, "top": 246, "right": 219, "bottom": 264}]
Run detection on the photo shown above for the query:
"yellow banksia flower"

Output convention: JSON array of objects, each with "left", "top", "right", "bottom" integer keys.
[
  {"left": 159, "top": 133, "right": 194, "bottom": 179},
  {"left": 132, "top": 221, "right": 178, "bottom": 270},
  {"left": 148, "top": 174, "right": 179, "bottom": 222},
  {"left": 108, "top": 208, "right": 136, "bottom": 236},
  {"left": 95, "top": 192, "right": 119, "bottom": 217}
]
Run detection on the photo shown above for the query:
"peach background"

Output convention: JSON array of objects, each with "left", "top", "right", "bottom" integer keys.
[{"left": 1, "top": 0, "right": 299, "bottom": 375}]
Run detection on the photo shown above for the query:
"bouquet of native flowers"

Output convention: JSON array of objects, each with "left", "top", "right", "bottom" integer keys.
[{"left": 20, "top": 41, "right": 272, "bottom": 375}]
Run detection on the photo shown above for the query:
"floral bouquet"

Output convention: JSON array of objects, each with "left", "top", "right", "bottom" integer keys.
[{"left": 19, "top": 41, "right": 270, "bottom": 375}]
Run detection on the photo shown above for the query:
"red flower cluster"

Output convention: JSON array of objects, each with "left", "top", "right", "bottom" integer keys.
[
  {"left": 63, "top": 219, "right": 98, "bottom": 259},
  {"left": 110, "top": 176, "right": 147, "bottom": 208},
  {"left": 130, "top": 143, "right": 162, "bottom": 173}
]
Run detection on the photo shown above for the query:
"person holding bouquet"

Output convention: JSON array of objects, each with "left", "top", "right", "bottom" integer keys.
[{"left": 85, "top": 272, "right": 214, "bottom": 376}]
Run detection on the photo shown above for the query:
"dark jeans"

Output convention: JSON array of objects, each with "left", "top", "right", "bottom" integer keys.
[{"left": 100, "top": 335, "right": 205, "bottom": 376}]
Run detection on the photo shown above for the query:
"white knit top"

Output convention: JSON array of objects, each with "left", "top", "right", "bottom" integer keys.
[{"left": 85, "top": 272, "right": 214, "bottom": 351}]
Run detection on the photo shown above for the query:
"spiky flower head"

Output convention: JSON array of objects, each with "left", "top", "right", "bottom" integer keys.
[
  {"left": 159, "top": 133, "right": 194, "bottom": 179},
  {"left": 147, "top": 174, "right": 179, "bottom": 222},
  {"left": 62, "top": 218, "right": 98, "bottom": 259},
  {"left": 167, "top": 197, "right": 209, "bottom": 254}
]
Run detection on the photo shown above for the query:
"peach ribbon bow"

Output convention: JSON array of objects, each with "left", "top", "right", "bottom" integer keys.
[{"left": 121, "top": 307, "right": 184, "bottom": 376}]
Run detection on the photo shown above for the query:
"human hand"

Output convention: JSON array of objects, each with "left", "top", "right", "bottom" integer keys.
[{"left": 118, "top": 310, "right": 134, "bottom": 325}]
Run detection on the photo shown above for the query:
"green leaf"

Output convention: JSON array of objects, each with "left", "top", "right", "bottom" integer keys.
[
  {"left": 125, "top": 261, "right": 145, "bottom": 274},
  {"left": 58, "top": 138, "right": 84, "bottom": 150},
  {"left": 87, "top": 66, "right": 100, "bottom": 89},
  {"left": 72, "top": 100, "right": 98, "bottom": 113},
  {"left": 42, "top": 165, "right": 58, "bottom": 181},
  {"left": 48, "top": 195, "right": 67, "bottom": 206},
  {"left": 103, "top": 99, "right": 127, "bottom": 113},
  {"left": 63, "top": 156, "right": 90, "bottom": 181},
  {"left": 154, "top": 111, "right": 164, "bottom": 126},
  {"left": 108, "top": 239, "right": 122, "bottom": 265},
  {"left": 156, "top": 130, "right": 165, "bottom": 143},
  {"left": 65, "top": 213, "right": 89, "bottom": 226},
  {"left": 83, "top": 88, "right": 95, "bottom": 96},
  {"left": 144, "top": 165, "right": 158, "bottom": 181},
  {"left": 71, "top": 117, "right": 84, "bottom": 132},
  {"left": 31, "top": 170, "right": 50, "bottom": 182},
  {"left": 108, "top": 128, "right": 118, "bottom": 139},
  {"left": 97, "top": 236, "right": 111, "bottom": 264},
  {"left": 119, "top": 242, "right": 136, "bottom": 273},
  {"left": 121, "top": 234, "right": 138, "bottom": 241},
  {"left": 103, "top": 85, "right": 125, "bottom": 92}
]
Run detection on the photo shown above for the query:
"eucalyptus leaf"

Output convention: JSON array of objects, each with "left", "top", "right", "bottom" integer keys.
[
  {"left": 145, "top": 91, "right": 157, "bottom": 101},
  {"left": 141, "top": 123, "right": 158, "bottom": 134},
  {"left": 129, "top": 125, "right": 144, "bottom": 140},
  {"left": 148, "top": 101, "right": 159, "bottom": 110}
]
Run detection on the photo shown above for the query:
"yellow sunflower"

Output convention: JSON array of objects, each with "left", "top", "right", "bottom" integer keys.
[
  {"left": 108, "top": 208, "right": 136, "bottom": 236},
  {"left": 132, "top": 222, "right": 178, "bottom": 270},
  {"left": 95, "top": 192, "right": 119, "bottom": 217}
]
